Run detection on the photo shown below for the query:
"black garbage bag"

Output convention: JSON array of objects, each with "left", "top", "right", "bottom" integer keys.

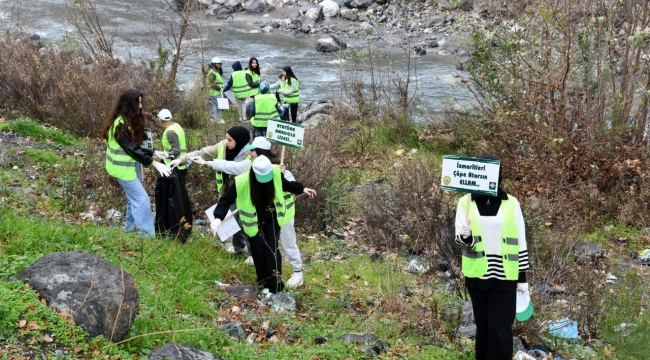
[{"left": 154, "top": 171, "right": 192, "bottom": 243}]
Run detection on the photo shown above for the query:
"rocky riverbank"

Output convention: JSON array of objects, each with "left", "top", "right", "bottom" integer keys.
[{"left": 200, "top": 0, "right": 507, "bottom": 69}]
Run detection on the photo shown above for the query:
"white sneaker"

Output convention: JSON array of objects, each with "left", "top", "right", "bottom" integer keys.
[
  {"left": 286, "top": 271, "right": 303, "bottom": 288},
  {"left": 244, "top": 256, "right": 254, "bottom": 265}
]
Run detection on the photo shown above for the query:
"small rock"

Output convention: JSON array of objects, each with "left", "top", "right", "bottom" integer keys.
[
  {"left": 315, "top": 336, "right": 328, "bottom": 344},
  {"left": 218, "top": 322, "right": 246, "bottom": 340}
]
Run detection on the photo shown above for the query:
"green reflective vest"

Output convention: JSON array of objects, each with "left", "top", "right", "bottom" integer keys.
[
  {"left": 459, "top": 194, "right": 520, "bottom": 280},
  {"left": 247, "top": 70, "right": 260, "bottom": 97},
  {"left": 105, "top": 116, "right": 139, "bottom": 181},
  {"left": 162, "top": 123, "right": 187, "bottom": 171},
  {"left": 281, "top": 77, "right": 300, "bottom": 104},
  {"left": 251, "top": 93, "right": 280, "bottom": 128},
  {"left": 234, "top": 165, "right": 291, "bottom": 237},
  {"left": 231, "top": 70, "right": 249, "bottom": 99},
  {"left": 215, "top": 141, "right": 226, "bottom": 192},
  {"left": 206, "top": 69, "right": 223, "bottom": 97}
]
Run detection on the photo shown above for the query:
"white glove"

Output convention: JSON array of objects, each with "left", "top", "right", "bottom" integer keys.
[
  {"left": 191, "top": 156, "right": 207, "bottom": 166},
  {"left": 210, "top": 219, "right": 222, "bottom": 236},
  {"left": 517, "top": 283, "right": 529, "bottom": 294},
  {"left": 168, "top": 158, "right": 182, "bottom": 169},
  {"left": 459, "top": 219, "right": 471, "bottom": 237},
  {"left": 152, "top": 162, "right": 172, "bottom": 177},
  {"left": 153, "top": 150, "right": 169, "bottom": 160}
]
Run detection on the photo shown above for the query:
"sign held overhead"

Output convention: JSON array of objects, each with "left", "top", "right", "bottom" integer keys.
[
  {"left": 266, "top": 119, "right": 305, "bottom": 150},
  {"left": 440, "top": 155, "right": 501, "bottom": 196}
]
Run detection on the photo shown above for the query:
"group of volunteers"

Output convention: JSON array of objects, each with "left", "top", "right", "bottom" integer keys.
[
  {"left": 102, "top": 55, "right": 529, "bottom": 359},
  {"left": 101, "top": 56, "right": 312, "bottom": 294},
  {"left": 205, "top": 56, "right": 300, "bottom": 135}
]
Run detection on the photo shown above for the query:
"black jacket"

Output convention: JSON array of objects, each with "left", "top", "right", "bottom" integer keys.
[
  {"left": 214, "top": 173, "right": 304, "bottom": 222},
  {"left": 115, "top": 123, "right": 154, "bottom": 167}
]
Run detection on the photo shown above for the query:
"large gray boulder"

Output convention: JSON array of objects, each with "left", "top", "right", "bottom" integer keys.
[
  {"left": 10, "top": 251, "right": 139, "bottom": 342},
  {"left": 149, "top": 344, "right": 227, "bottom": 360},
  {"left": 297, "top": 101, "right": 334, "bottom": 123},
  {"left": 315, "top": 36, "right": 347, "bottom": 53},
  {"left": 321, "top": 0, "right": 340, "bottom": 17},
  {"left": 245, "top": 0, "right": 266, "bottom": 13}
]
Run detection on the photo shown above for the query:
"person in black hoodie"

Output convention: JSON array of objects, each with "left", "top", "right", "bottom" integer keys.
[
  {"left": 454, "top": 154, "right": 530, "bottom": 360},
  {"left": 223, "top": 61, "right": 261, "bottom": 121},
  {"left": 100, "top": 89, "right": 172, "bottom": 237}
]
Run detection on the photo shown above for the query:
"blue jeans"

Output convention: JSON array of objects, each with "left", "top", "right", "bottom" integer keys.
[
  {"left": 117, "top": 164, "right": 155, "bottom": 237},
  {"left": 210, "top": 96, "right": 222, "bottom": 119}
]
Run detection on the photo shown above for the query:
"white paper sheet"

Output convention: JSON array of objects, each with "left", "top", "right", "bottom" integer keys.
[{"left": 204, "top": 204, "right": 241, "bottom": 243}]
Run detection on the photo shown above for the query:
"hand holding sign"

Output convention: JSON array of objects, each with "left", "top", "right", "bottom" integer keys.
[{"left": 441, "top": 155, "right": 501, "bottom": 225}]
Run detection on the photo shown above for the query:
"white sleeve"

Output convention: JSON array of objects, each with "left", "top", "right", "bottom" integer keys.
[
  {"left": 206, "top": 159, "right": 251, "bottom": 175},
  {"left": 180, "top": 143, "right": 220, "bottom": 163},
  {"left": 269, "top": 80, "right": 281, "bottom": 89},
  {"left": 283, "top": 169, "right": 296, "bottom": 182}
]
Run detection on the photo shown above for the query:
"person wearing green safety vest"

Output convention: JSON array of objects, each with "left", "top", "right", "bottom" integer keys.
[
  {"left": 454, "top": 154, "right": 529, "bottom": 360},
  {"left": 100, "top": 89, "right": 172, "bottom": 237},
  {"left": 191, "top": 136, "right": 306, "bottom": 288},
  {"left": 270, "top": 66, "right": 300, "bottom": 123},
  {"left": 210, "top": 155, "right": 317, "bottom": 294},
  {"left": 223, "top": 61, "right": 260, "bottom": 122},
  {"left": 249, "top": 81, "right": 282, "bottom": 139},
  {"left": 245, "top": 57, "right": 261, "bottom": 97},
  {"left": 157, "top": 109, "right": 188, "bottom": 184},
  {"left": 206, "top": 57, "right": 224, "bottom": 123}
]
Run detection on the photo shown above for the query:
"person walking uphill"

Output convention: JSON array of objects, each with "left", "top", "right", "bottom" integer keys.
[
  {"left": 454, "top": 154, "right": 529, "bottom": 360},
  {"left": 210, "top": 155, "right": 317, "bottom": 294},
  {"left": 101, "top": 89, "right": 172, "bottom": 237},
  {"left": 270, "top": 66, "right": 299, "bottom": 123},
  {"left": 250, "top": 81, "right": 282, "bottom": 139},
  {"left": 206, "top": 57, "right": 224, "bottom": 123},
  {"left": 223, "top": 61, "right": 260, "bottom": 122}
]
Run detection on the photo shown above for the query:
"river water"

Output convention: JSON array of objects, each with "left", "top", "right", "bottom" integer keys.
[{"left": 0, "top": 0, "right": 472, "bottom": 119}]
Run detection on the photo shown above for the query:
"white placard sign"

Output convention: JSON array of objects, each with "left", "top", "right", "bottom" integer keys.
[
  {"left": 266, "top": 119, "right": 305, "bottom": 150},
  {"left": 204, "top": 205, "right": 241, "bottom": 243},
  {"left": 440, "top": 155, "right": 501, "bottom": 196}
]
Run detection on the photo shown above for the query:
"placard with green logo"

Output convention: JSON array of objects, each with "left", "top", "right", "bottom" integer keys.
[
  {"left": 266, "top": 119, "right": 305, "bottom": 150},
  {"left": 440, "top": 155, "right": 501, "bottom": 196}
]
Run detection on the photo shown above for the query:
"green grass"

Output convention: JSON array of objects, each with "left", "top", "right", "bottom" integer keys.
[
  {"left": 0, "top": 118, "right": 79, "bottom": 146},
  {"left": 0, "top": 207, "right": 472, "bottom": 359}
]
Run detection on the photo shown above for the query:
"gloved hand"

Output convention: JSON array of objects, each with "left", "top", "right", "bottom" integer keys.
[
  {"left": 459, "top": 219, "right": 471, "bottom": 237},
  {"left": 210, "top": 219, "right": 222, "bottom": 236},
  {"left": 153, "top": 150, "right": 169, "bottom": 160},
  {"left": 168, "top": 158, "right": 182, "bottom": 169},
  {"left": 153, "top": 162, "right": 172, "bottom": 177},
  {"left": 517, "top": 283, "right": 529, "bottom": 294},
  {"left": 191, "top": 156, "right": 207, "bottom": 166}
]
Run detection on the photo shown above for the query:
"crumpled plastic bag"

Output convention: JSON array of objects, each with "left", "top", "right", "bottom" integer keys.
[{"left": 548, "top": 318, "right": 578, "bottom": 339}]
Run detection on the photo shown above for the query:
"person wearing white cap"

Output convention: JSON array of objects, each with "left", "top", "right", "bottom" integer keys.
[
  {"left": 206, "top": 57, "right": 225, "bottom": 123},
  {"left": 156, "top": 109, "right": 188, "bottom": 185},
  {"left": 210, "top": 155, "right": 317, "bottom": 294},
  {"left": 192, "top": 136, "right": 306, "bottom": 288}
]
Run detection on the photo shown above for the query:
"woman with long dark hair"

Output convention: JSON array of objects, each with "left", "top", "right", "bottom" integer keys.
[
  {"left": 210, "top": 155, "right": 316, "bottom": 294},
  {"left": 270, "top": 66, "right": 300, "bottom": 122},
  {"left": 101, "top": 89, "right": 172, "bottom": 237},
  {"left": 246, "top": 57, "right": 261, "bottom": 97}
]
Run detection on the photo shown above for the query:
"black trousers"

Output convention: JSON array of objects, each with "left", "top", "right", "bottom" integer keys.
[
  {"left": 250, "top": 220, "right": 284, "bottom": 293},
  {"left": 467, "top": 287, "right": 516, "bottom": 360},
  {"left": 275, "top": 93, "right": 298, "bottom": 123}
]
